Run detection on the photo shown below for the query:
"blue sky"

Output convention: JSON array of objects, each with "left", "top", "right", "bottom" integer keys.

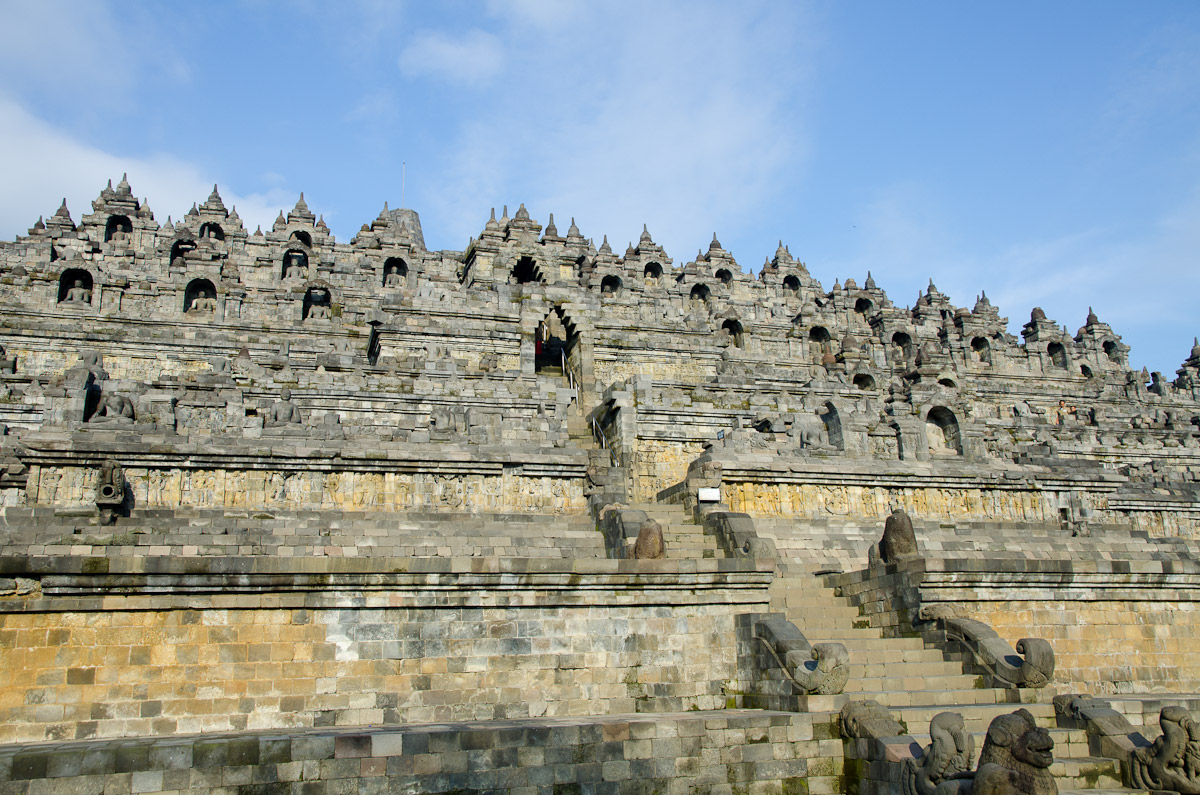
[{"left": 1, "top": 1, "right": 1197, "bottom": 375}]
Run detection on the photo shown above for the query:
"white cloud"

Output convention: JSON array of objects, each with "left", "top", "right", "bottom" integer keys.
[
  {"left": 418, "top": 2, "right": 816, "bottom": 266},
  {"left": 822, "top": 180, "right": 1200, "bottom": 375},
  {"left": 397, "top": 29, "right": 504, "bottom": 86},
  {"left": 0, "top": 98, "right": 295, "bottom": 241}
]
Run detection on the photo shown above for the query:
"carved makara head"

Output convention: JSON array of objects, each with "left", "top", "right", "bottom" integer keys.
[{"left": 980, "top": 708, "right": 1054, "bottom": 771}]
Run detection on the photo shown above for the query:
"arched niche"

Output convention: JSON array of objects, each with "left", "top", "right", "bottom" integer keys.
[
  {"left": 289, "top": 230, "right": 313, "bottom": 248},
  {"left": 971, "top": 336, "right": 991, "bottom": 364},
  {"left": 282, "top": 249, "right": 308, "bottom": 280},
  {"left": 715, "top": 268, "right": 733, "bottom": 285},
  {"left": 854, "top": 297, "right": 873, "bottom": 315},
  {"left": 302, "top": 284, "right": 333, "bottom": 321},
  {"left": 1103, "top": 339, "right": 1121, "bottom": 364},
  {"left": 1081, "top": 364, "right": 1094, "bottom": 378},
  {"left": 383, "top": 256, "right": 408, "bottom": 288},
  {"left": 782, "top": 275, "right": 800, "bottom": 295},
  {"left": 926, "top": 406, "right": 962, "bottom": 456},
  {"left": 891, "top": 331, "right": 913, "bottom": 364},
  {"left": 104, "top": 215, "right": 132, "bottom": 243},
  {"left": 184, "top": 278, "right": 218, "bottom": 314},
  {"left": 536, "top": 306, "right": 582, "bottom": 380},
  {"left": 644, "top": 262, "right": 663, "bottom": 283},
  {"left": 689, "top": 283, "right": 710, "bottom": 302},
  {"left": 853, "top": 373, "right": 876, "bottom": 390},
  {"left": 937, "top": 377, "right": 957, "bottom": 389},
  {"left": 170, "top": 239, "right": 196, "bottom": 264},
  {"left": 600, "top": 274, "right": 622, "bottom": 296},
  {"left": 511, "top": 256, "right": 541, "bottom": 284},
  {"left": 820, "top": 402, "right": 844, "bottom": 450},
  {"left": 721, "top": 319, "right": 745, "bottom": 348},
  {"left": 1047, "top": 341, "right": 1068, "bottom": 369},
  {"left": 58, "top": 268, "right": 94, "bottom": 305},
  {"left": 809, "top": 326, "right": 832, "bottom": 355},
  {"left": 198, "top": 222, "right": 225, "bottom": 241}
]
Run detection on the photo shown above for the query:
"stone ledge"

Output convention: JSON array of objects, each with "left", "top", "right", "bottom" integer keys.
[
  {"left": 0, "top": 554, "right": 778, "bottom": 612},
  {"left": 0, "top": 709, "right": 822, "bottom": 791}
]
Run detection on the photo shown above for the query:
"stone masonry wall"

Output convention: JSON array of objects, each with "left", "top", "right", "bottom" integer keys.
[
  {"left": 966, "top": 599, "right": 1200, "bottom": 695},
  {"left": 0, "top": 558, "right": 773, "bottom": 745},
  {"left": 828, "top": 559, "right": 1200, "bottom": 696},
  {"left": 27, "top": 465, "right": 587, "bottom": 514},
  {"left": 725, "top": 481, "right": 1058, "bottom": 524},
  {"left": 0, "top": 711, "right": 835, "bottom": 795}
]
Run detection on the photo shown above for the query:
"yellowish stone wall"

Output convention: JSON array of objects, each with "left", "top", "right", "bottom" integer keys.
[
  {"left": 725, "top": 481, "right": 1056, "bottom": 524},
  {"left": 593, "top": 356, "right": 715, "bottom": 391},
  {"left": 0, "top": 603, "right": 740, "bottom": 744},
  {"left": 28, "top": 466, "right": 587, "bottom": 514},
  {"left": 5, "top": 346, "right": 212, "bottom": 382},
  {"left": 1110, "top": 508, "right": 1200, "bottom": 539},
  {"left": 634, "top": 440, "right": 705, "bottom": 501},
  {"left": 969, "top": 600, "right": 1200, "bottom": 695}
]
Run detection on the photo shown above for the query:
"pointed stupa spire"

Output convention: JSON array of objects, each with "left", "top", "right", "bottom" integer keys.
[
  {"left": 599, "top": 235, "right": 612, "bottom": 255},
  {"left": 639, "top": 224, "right": 653, "bottom": 245},
  {"left": 567, "top": 216, "right": 582, "bottom": 241},
  {"left": 33, "top": 215, "right": 45, "bottom": 231},
  {"left": 254, "top": 225, "right": 263, "bottom": 237},
  {"left": 54, "top": 198, "right": 71, "bottom": 220},
  {"left": 227, "top": 205, "right": 241, "bottom": 224},
  {"left": 207, "top": 184, "right": 222, "bottom": 203},
  {"left": 709, "top": 232, "right": 722, "bottom": 251},
  {"left": 315, "top": 214, "right": 329, "bottom": 233},
  {"left": 485, "top": 208, "right": 499, "bottom": 232},
  {"left": 294, "top": 192, "right": 309, "bottom": 213},
  {"left": 774, "top": 239, "right": 788, "bottom": 259},
  {"left": 500, "top": 204, "right": 509, "bottom": 222},
  {"left": 544, "top": 212, "right": 558, "bottom": 237},
  {"left": 864, "top": 270, "right": 876, "bottom": 289},
  {"left": 1086, "top": 306, "right": 1099, "bottom": 326},
  {"left": 1191, "top": 337, "right": 1200, "bottom": 359},
  {"left": 116, "top": 173, "right": 132, "bottom": 195},
  {"left": 514, "top": 203, "right": 530, "bottom": 221},
  {"left": 188, "top": 202, "right": 199, "bottom": 217}
]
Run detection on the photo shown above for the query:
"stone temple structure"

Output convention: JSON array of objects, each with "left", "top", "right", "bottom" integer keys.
[{"left": 1, "top": 177, "right": 1199, "bottom": 793}]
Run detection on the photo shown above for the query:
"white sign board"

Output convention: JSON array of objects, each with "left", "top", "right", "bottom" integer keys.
[{"left": 697, "top": 487, "right": 721, "bottom": 503}]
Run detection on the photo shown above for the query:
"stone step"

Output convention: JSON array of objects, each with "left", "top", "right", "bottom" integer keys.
[
  {"left": 1053, "top": 757, "right": 1127, "bottom": 791},
  {"left": 843, "top": 660, "right": 972, "bottom": 678},
  {"left": 888, "top": 701, "right": 1056, "bottom": 734},
  {"left": 908, "top": 727, "right": 1091, "bottom": 766},
  {"left": 788, "top": 631, "right": 935, "bottom": 650},
  {"left": 844, "top": 674, "right": 983, "bottom": 693}
]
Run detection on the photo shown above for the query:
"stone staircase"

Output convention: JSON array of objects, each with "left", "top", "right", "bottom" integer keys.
[
  {"left": 769, "top": 562, "right": 1140, "bottom": 794},
  {"left": 751, "top": 515, "right": 1198, "bottom": 575},
  {"left": 626, "top": 502, "right": 726, "bottom": 560}
]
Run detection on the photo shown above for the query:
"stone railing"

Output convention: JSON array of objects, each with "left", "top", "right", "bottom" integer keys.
[
  {"left": 825, "top": 559, "right": 1056, "bottom": 692},
  {"left": 746, "top": 614, "right": 849, "bottom": 704},
  {"left": 918, "top": 610, "right": 1055, "bottom": 689}
]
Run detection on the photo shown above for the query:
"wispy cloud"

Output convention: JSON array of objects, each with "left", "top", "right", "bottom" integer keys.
[
  {"left": 823, "top": 180, "right": 1200, "bottom": 374},
  {"left": 397, "top": 29, "right": 505, "bottom": 86},
  {"left": 0, "top": 98, "right": 294, "bottom": 240},
  {"left": 412, "top": 1, "right": 817, "bottom": 264}
]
